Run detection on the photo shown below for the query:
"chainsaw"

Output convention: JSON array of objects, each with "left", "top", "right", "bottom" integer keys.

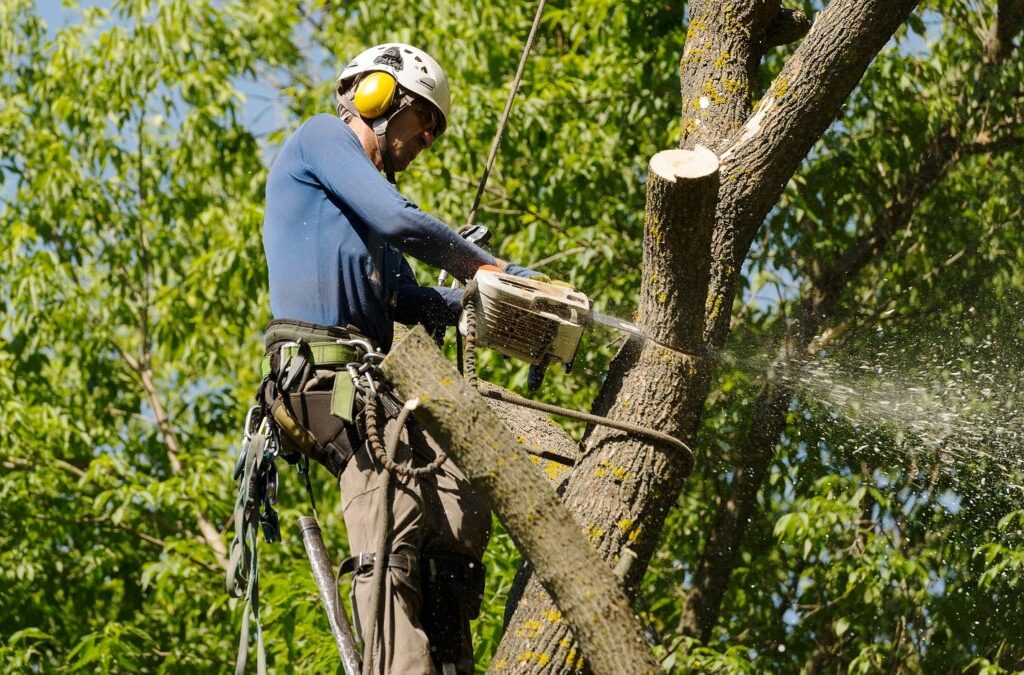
[
  {"left": 448, "top": 265, "right": 695, "bottom": 469},
  {"left": 458, "top": 267, "right": 655, "bottom": 389}
]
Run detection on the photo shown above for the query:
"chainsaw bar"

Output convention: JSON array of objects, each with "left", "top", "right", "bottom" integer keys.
[{"left": 585, "top": 309, "right": 650, "bottom": 340}]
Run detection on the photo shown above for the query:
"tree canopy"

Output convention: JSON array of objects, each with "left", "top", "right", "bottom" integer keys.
[{"left": 1, "top": 1, "right": 1021, "bottom": 673}]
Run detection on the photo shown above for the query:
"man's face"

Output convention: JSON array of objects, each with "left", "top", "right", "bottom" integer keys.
[{"left": 385, "top": 99, "right": 439, "bottom": 172}]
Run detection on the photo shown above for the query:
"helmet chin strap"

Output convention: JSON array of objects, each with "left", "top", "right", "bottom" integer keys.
[
  {"left": 339, "top": 91, "right": 408, "bottom": 184},
  {"left": 370, "top": 116, "right": 397, "bottom": 184}
]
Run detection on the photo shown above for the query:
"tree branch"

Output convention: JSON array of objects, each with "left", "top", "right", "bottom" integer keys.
[
  {"left": 679, "top": 0, "right": 780, "bottom": 152},
  {"left": 764, "top": 7, "right": 812, "bottom": 50},
  {"left": 381, "top": 328, "right": 661, "bottom": 675},
  {"left": 986, "top": 0, "right": 1024, "bottom": 61},
  {"left": 704, "top": 0, "right": 921, "bottom": 347}
]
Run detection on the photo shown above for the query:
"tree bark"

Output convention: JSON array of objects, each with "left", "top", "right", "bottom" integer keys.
[
  {"left": 485, "top": 395, "right": 579, "bottom": 489},
  {"left": 703, "top": 0, "right": 920, "bottom": 349},
  {"left": 679, "top": 0, "right": 779, "bottom": 153},
  {"left": 986, "top": 0, "right": 1024, "bottom": 61},
  {"left": 680, "top": 1, "right": 1022, "bottom": 638},
  {"left": 380, "top": 327, "right": 661, "bottom": 675},
  {"left": 494, "top": 149, "right": 719, "bottom": 673},
  {"left": 495, "top": 1, "right": 920, "bottom": 671}
]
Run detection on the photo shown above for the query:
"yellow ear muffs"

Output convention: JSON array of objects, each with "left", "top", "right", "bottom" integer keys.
[{"left": 354, "top": 72, "right": 398, "bottom": 119}]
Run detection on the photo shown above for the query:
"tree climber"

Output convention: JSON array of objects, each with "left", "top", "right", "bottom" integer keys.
[{"left": 260, "top": 43, "right": 542, "bottom": 674}]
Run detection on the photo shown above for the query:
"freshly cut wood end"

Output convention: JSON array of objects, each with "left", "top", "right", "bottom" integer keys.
[{"left": 649, "top": 146, "right": 719, "bottom": 182}]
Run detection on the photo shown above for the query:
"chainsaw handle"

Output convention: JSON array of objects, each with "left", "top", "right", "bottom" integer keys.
[{"left": 436, "top": 225, "right": 493, "bottom": 288}]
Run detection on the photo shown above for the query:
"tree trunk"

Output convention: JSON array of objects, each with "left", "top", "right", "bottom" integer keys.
[
  {"left": 493, "top": 149, "right": 720, "bottom": 673},
  {"left": 679, "top": 7, "right": 1024, "bottom": 634},
  {"left": 381, "top": 327, "right": 661, "bottom": 675},
  {"left": 495, "top": 1, "right": 921, "bottom": 671}
]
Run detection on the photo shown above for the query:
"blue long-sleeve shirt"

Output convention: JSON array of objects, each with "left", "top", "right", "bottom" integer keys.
[{"left": 262, "top": 114, "right": 495, "bottom": 349}]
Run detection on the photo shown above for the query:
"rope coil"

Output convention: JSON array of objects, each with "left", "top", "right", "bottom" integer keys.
[{"left": 364, "top": 393, "right": 448, "bottom": 478}]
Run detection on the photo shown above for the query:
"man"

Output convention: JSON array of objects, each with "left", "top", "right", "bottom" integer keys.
[{"left": 261, "top": 43, "right": 539, "bottom": 674}]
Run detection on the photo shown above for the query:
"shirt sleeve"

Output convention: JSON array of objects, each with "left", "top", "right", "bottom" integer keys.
[{"left": 298, "top": 114, "right": 497, "bottom": 281}]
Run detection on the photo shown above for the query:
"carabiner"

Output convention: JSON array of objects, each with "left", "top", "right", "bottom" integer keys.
[
  {"left": 242, "top": 405, "right": 258, "bottom": 443},
  {"left": 363, "top": 369, "right": 378, "bottom": 397},
  {"left": 336, "top": 336, "right": 375, "bottom": 357}
]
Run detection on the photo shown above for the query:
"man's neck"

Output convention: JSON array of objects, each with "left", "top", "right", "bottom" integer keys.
[{"left": 344, "top": 115, "right": 383, "bottom": 170}]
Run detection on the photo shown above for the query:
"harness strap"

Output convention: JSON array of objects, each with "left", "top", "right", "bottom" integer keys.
[
  {"left": 338, "top": 551, "right": 415, "bottom": 578},
  {"left": 227, "top": 423, "right": 274, "bottom": 675},
  {"left": 261, "top": 341, "right": 361, "bottom": 378}
]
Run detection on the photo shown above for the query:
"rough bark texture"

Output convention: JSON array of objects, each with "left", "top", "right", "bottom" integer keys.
[
  {"left": 640, "top": 148, "right": 720, "bottom": 352},
  {"left": 703, "top": 0, "right": 921, "bottom": 349},
  {"left": 679, "top": 0, "right": 779, "bottom": 153},
  {"left": 680, "top": 1, "right": 809, "bottom": 153},
  {"left": 986, "top": 0, "right": 1024, "bottom": 61},
  {"left": 494, "top": 1, "right": 921, "bottom": 672},
  {"left": 680, "top": 6, "right": 1023, "bottom": 639},
  {"left": 485, "top": 395, "right": 579, "bottom": 490},
  {"left": 493, "top": 150, "right": 720, "bottom": 673},
  {"left": 395, "top": 325, "right": 579, "bottom": 489},
  {"left": 381, "top": 328, "right": 660, "bottom": 675}
]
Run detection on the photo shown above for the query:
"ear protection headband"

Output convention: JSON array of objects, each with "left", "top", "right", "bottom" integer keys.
[{"left": 353, "top": 71, "right": 398, "bottom": 119}]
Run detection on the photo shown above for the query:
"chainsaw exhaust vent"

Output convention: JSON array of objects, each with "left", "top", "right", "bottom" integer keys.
[{"left": 459, "top": 269, "right": 589, "bottom": 366}]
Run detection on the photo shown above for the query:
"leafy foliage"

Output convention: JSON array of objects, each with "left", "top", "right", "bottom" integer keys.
[{"left": 1, "top": 0, "right": 1021, "bottom": 673}]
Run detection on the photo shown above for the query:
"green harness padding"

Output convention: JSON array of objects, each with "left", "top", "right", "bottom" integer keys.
[{"left": 260, "top": 341, "right": 359, "bottom": 378}]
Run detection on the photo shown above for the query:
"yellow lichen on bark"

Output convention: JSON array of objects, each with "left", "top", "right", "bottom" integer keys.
[
  {"left": 544, "top": 461, "right": 564, "bottom": 480},
  {"left": 771, "top": 76, "right": 790, "bottom": 99}
]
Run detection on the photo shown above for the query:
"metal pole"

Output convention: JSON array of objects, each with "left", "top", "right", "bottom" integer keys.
[{"left": 299, "top": 516, "right": 362, "bottom": 675}]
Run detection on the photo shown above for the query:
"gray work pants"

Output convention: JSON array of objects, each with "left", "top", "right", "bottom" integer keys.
[{"left": 340, "top": 414, "right": 491, "bottom": 675}]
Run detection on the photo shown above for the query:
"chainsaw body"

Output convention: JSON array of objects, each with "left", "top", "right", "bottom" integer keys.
[{"left": 459, "top": 269, "right": 590, "bottom": 367}]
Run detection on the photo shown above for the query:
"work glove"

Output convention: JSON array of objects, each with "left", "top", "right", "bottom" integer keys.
[
  {"left": 505, "top": 264, "right": 577, "bottom": 291},
  {"left": 504, "top": 263, "right": 550, "bottom": 282}
]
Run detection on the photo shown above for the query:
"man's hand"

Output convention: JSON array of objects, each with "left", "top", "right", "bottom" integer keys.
[
  {"left": 503, "top": 262, "right": 550, "bottom": 282},
  {"left": 490, "top": 260, "right": 574, "bottom": 288}
]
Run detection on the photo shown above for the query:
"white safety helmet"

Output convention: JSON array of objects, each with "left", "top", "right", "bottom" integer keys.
[{"left": 336, "top": 42, "right": 450, "bottom": 138}]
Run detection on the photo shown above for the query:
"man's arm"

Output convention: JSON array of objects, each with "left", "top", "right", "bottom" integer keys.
[
  {"left": 299, "top": 114, "right": 498, "bottom": 281},
  {"left": 393, "top": 257, "right": 463, "bottom": 331}
]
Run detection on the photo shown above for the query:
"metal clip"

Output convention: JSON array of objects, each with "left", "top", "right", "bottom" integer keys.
[
  {"left": 242, "top": 405, "right": 258, "bottom": 443},
  {"left": 362, "top": 350, "right": 385, "bottom": 365},
  {"left": 336, "top": 336, "right": 374, "bottom": 357},
  {"left": 363, "top": 370, "right": 378, "bottom": 397}
]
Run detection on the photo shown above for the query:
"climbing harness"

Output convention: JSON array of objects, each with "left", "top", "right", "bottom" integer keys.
[
  {"left": 230, "top": 318, "right": 467, "bottom": 674},
  {"left": 228, "top": 323, "right": 402, "bottom": 675}
]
